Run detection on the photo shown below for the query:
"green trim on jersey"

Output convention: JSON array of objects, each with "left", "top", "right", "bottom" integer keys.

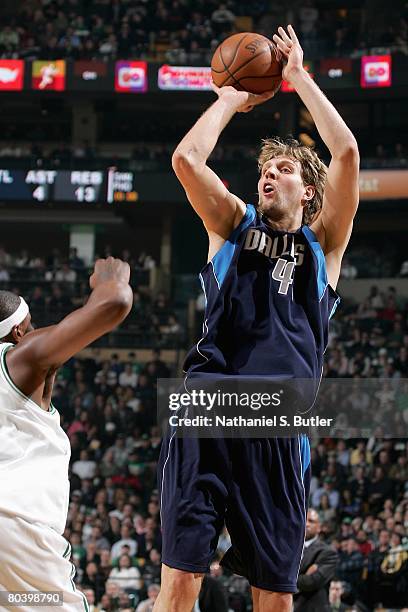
[
  {"left": 0, "top": 344, "right": 57, "bottom": 415},
  {"left": 62, "top": 541, "right": 89, "bottom": 612}
]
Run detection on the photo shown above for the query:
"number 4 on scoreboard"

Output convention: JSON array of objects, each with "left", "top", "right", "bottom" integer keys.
[{"left": 32, "top": 186, "right": 45, "bottom": 202}]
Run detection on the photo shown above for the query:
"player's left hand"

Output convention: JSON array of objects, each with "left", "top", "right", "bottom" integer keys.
[
  {"left": 211, "top": 82, "right": 275, "bottom": 113},
  {"left": 273, "top": 25, "right": 304, "bottom": 82}
]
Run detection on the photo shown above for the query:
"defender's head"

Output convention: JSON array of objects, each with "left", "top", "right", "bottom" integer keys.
[
  {"left": 257, "top": 137, "right": 327, "bottom": 226},
  {"left": 0, "top": 291, "right": 33, "bottom": 344}
]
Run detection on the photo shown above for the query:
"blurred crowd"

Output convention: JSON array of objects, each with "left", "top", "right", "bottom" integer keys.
[
  {"left": 0, "top": 245, "right": 184, "bottom": 348},
  {"left": 0, "top": 0, "right": 408, "bottom": 63}
]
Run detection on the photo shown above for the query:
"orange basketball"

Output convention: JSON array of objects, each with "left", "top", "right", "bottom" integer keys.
[{"left": 211, "top": 32, "right": 282, "bottom": 95}]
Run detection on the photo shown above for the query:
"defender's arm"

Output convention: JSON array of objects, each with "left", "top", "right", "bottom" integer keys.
[{"left": 6, "top": 258, "right": 133, "bottom": 396}]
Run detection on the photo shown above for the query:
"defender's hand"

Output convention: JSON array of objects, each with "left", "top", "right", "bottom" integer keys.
[
  {"left": 273, "top": 25, "right": 305, "bottom": 82},
  {"left": 211, "top": 82, "right": 275, "bottom": 114},
  {"left": 89, "top": 257, "right": 131, "bottom": 290}
]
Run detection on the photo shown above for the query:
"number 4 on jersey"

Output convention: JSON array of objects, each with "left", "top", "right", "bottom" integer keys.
[{"left": 272, "top": 258, "right": 295, "bottom": 295}]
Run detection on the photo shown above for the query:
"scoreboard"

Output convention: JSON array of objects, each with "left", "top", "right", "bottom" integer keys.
[{"left": 0, "top": 169, "right": 138, "bottom": 204}]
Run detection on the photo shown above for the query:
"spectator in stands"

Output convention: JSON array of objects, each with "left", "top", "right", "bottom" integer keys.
[
  {"left": 108, "top": 553, "right": 142, "bottom": 590},
  {"left": 340, "top": 257, "right": 358, "bottom": 280},
  {"left": 55, "top": 262, "right": 77, "bottom": 283},
  {"left": 197, "top": 574, "right": 229, "bottom": 612},
  {"left": 298, "top": 0, "right": 319, "bottom": 41},
  {"left": 72, "top": 450, "right": 97, "bottom": 480},
  {"left": 294, "top": 509, "right": 338, "bottom": 611},
  {"left": 81, "top": 588, "right": 99, "bottom": 612},
  {"left": 211, "top": 3, "right": 235, "bottom": 35},
  {"left": 110, "top": 524, "right": 137, "bottom": 559},
  {"left": 0, "top": 265, "right": 10, "bottom": 282},
  {"left": 119, "top": 363, "right": 139, "bottom": 388},
  {"left": 337, "top": 538, "right": 364, "bottom": 594},
  {"left": 136, "top": 583, "right": 160, "bottom": 612},
  {"left": 0, "top": 24, "right": 20, "bottom": 51},
  {"left": 312, "top": 476, "right": 340, "bottom": 509},
  {"left": 0, "top": 246, "right": 11, "bottom": 266},
  {"left": 69, "top": 247, "right": 85, "bottom": 270},
  {"left": 328, "top": 580, "right": 347, "bottom": 611}
]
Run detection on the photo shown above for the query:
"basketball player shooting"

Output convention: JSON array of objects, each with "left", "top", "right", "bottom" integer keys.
[
  {"left": 0, "top": 257, "right": 132, "bottom": 611},
  {"left": 155, "top": 26, "right": 359, "bottom": 612}
]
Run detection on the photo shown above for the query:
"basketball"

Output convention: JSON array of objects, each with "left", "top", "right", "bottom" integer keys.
[{"left": 211, "top": 32, "right": 282, "bottom": 95}]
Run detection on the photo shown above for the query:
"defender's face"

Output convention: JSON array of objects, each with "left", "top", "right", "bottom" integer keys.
[{"left": 258, "top": 156, "right": 309, "bottom": 216}]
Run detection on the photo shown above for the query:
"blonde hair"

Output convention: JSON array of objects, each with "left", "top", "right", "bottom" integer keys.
[{"left": 257, "top": 137, "right": 327, "bottom": 225}]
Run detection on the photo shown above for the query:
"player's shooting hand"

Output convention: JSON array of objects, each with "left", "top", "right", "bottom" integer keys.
[
  {"left": 211, "top": 82, "right": 275, "bottom": 114},
  {"left": 272, "top": 25, "right": 304, "bottom": 82},
  {"left": 89, "top": 257, "right": 131, "bottom": 290}
]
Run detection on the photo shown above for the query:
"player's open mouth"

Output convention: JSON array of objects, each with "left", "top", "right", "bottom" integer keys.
[{"left": 263, "top": 183, "right": 275, "bottom": 195}]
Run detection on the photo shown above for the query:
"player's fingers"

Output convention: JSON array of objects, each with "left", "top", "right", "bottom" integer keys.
[
  {"left": 259, "top": 91, "right": 275, "bottom": 101},
  {"left": 278, "top": 26, "right": 292, "bottom": 46},
  {"left": 288, "top": 24, "right": 299, "bottom": 44},
  {"left": 273, "top": 35, "right": 290, "bottom": 56}
]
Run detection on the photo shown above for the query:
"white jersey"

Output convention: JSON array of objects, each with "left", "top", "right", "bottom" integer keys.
[{"left": 0, "top": 342, "right": 71, "bottom": 534}]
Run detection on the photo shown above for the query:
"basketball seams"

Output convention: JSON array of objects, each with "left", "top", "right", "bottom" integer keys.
[
  {"left": 219, "top": 41, "right": 244, "bottom": 89},
  {"left": 211, "top": 33, "right": 282, "bottom": 94},
  {"left": 224, "top": 32, "right": 253, "bottom": 70},
  {"left": 229, "top": 43, "right": 281, "bottom": 78}
]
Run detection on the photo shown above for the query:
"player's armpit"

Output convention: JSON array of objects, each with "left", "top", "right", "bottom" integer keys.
[{"left": 172, "top": 153, "right": 246, "bottom": 237}]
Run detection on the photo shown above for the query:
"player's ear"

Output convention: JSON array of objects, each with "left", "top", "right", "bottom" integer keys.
[
  {"left": 302, "top": 185, "right": 315, "bottom": 204},
  {"left": 13, "top": 322, "right": 26, "bottom": 343}
]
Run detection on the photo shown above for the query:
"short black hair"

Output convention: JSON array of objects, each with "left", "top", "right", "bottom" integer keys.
[{"left": 0, "top": 290, "right": 21, "bottom": 323}]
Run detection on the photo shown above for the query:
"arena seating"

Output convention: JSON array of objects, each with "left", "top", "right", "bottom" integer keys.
[{"left": 0, "top": 0, "right": 407, "bottom": 62}]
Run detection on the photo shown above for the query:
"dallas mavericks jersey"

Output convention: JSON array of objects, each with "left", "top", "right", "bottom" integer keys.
[
  {"left": 0, "top": 342, "right": 71, "bottom": 534},
  {"left": 184, "top": 204, "right": 339, "bottom": 381}
]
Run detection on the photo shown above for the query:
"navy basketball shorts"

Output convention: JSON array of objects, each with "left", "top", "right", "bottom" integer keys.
[{"left": 158, "top": 433, "right": 311, "bottom": 592}]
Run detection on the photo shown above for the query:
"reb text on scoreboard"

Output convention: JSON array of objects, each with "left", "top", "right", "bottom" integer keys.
[{"left": 0, "top": 168, "right": 138, "bottom": 204}]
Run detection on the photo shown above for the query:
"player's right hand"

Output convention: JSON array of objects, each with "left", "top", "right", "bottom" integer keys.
[
  {"left": 211, "top": 82, "right": 275, "bottom": 113},
  {"left": 89, "top": 257, "right": 131, "bottom": 290}
]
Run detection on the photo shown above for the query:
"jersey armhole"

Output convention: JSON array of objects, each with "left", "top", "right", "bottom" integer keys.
[
  {"left": 1, "top": 344, "right": 57, "bottom": 415},
  {"left": 208, "top": 204, "right": 256, "bottom": 289}
]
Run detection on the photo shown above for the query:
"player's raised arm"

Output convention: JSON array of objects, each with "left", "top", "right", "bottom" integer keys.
[
  {"left": 172, "top": 86, "right": 273, "bottom": 238},
  {"left": 6, "top": 257, "right": 133, "bottom": 396},
  {"left": 273, "top": 25, "right": 360, "bottom": 286}
]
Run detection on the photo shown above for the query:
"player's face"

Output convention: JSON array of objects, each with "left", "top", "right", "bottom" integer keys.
[{"left": 258, "top": 156, "right": 312, "bottom": 220}]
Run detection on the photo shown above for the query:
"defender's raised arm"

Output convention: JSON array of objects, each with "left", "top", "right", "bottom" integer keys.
[{"left": 6, "top": 257, "right": 133, "bottom": 396}]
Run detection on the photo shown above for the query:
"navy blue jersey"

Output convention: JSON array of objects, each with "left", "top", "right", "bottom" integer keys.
[{"left": 184, "top": 204, "right": 339, "bottom": 381}]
